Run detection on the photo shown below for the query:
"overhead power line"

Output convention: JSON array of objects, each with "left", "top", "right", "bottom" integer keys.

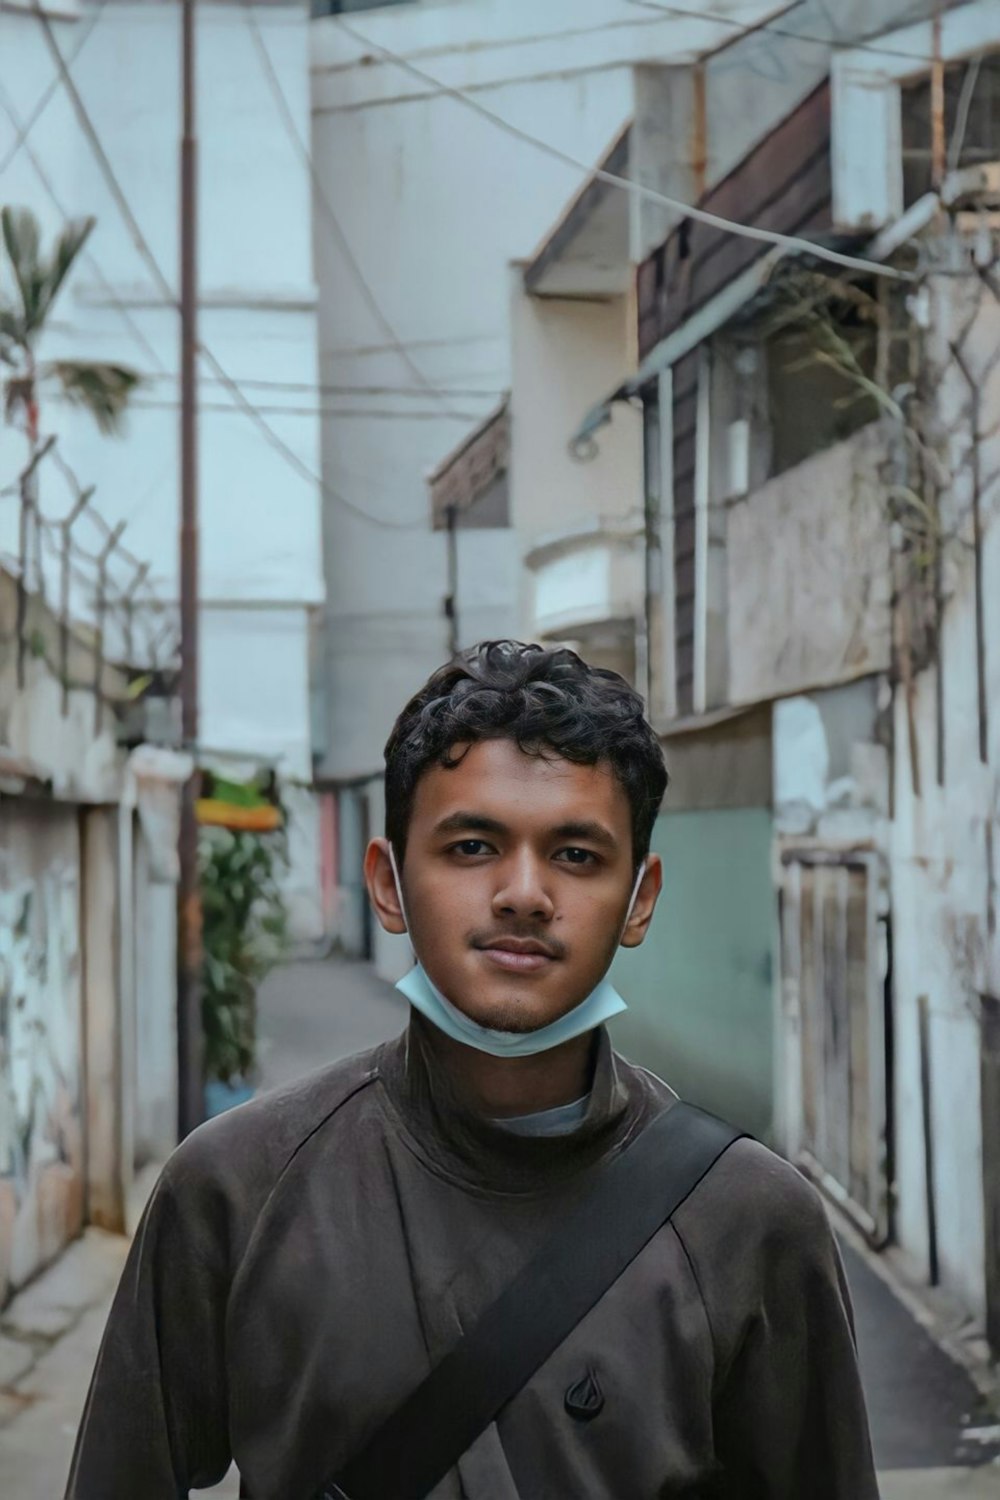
[
  {"left": 0, "top": 79, "right": 166, "bottom": 373},
  {"left": 189, "top": 377, "right": 505, "bottom": 399},
  {"left": 119, "top": 396, "right": 485, "bottom": 420},
  {"left": 0, "top": 0, "right": 107, "bottom": 178},
  {"left": 622, "top": 0, "right": 941, "bottom": 66},
  {"left": 121, "top": 371, "right": 504, "bottom": 400},
  {"left": 334, "top": 14, "right": 912, "bottom": 283},
  {"left": 28, "top": 0, "right": 426, "bottom": 533},
  {"left": 241, "top": 2, "right": 472, "bottom": 424}
]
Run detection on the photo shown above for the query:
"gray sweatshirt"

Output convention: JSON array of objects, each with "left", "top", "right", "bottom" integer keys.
[{"left": 66, "top": 1015, "right": 879, "bottom": 1499}]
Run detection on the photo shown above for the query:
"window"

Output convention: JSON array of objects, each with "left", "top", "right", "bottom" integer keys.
[
  {"left": 831, "top": 5, "right": 1000, "bottom": 228},
  {"left": 765, "top": 312, "right": 879, "bottom": 478},
  {"left": 901, "top": 52, "right": 1000, "bottom": 206},
  {"left": 735, "top": 273, "right": 889, "bottom": 482}
]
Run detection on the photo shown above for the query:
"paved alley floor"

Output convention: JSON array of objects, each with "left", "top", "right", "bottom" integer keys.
[
  {"left": 0, "top": 1230, "right": 130, "bottom": 1499},
  {"left": 1, "top": 954, "right": 997, "bottom": 1497},
  {"left": 255, "top": 951, "right": 408, "bottom": 1092}
]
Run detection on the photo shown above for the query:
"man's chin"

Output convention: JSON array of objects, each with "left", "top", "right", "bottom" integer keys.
[
  {"left": 461, "top": 994, "right": 580, "bottom": 1035},
  {"left": 473, "top": 1008, "right": 545, "bottom": 1035}
]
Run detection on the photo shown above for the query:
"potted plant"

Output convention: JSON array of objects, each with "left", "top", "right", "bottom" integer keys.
[{"left": 200, "top": 817, "right": 288, "bottom": 1118}]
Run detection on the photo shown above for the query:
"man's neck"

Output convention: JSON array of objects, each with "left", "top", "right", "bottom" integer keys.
[{"left": 422, "top": 1025, "right": 595, "bottom": 1118}]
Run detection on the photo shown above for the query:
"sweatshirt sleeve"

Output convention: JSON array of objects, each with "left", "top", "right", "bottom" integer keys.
[
  {"left": 676, "top": 1141, "right": 879, "bottom": 1500},
  {"left": 65, "top": 1134, "right": 234, "bottom": 1498}
]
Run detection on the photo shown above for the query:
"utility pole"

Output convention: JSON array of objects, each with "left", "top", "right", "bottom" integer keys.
[
  {"left": 444, "top": 502, "right": 459, "bottom": 657},
  {"left": 177, "top": 0, "right": 203, "bottom": 1138}
]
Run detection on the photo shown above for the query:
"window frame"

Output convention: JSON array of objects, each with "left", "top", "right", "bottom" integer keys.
[{"left": 831, "top": 1, "right": 1000, "bottom": 229}]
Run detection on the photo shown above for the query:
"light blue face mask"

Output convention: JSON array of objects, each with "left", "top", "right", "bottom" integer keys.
[{"left": 388, "top": 846, "right": 644, "bottom": 1058}]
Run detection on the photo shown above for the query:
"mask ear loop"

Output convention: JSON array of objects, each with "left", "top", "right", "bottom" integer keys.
[
  {"left": 619, "top": 858, "right": 648, "bottom": 942},
  {"left": 387, "top": 843, "right": 410, "bottom": 934}
]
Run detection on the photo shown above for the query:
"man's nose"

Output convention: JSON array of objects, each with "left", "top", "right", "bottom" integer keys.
[{"left": 492, "top": 851, "right": 554, "bottom": 921}]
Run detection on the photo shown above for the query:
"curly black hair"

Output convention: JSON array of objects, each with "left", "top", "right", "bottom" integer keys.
[{"left": 384, "top": 641, "right": 668, "bottom": 867}]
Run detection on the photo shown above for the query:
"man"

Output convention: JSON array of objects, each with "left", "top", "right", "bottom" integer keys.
[{"left": 68, "top": 641, "right": 878, "bottom": 1499}]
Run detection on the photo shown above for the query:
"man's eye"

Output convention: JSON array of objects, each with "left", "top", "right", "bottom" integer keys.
[
  {"left": 555, "top": 847, "right": 598, "bottom": 866},
  {"left": 451, "top": 839, "right": 493, "bottom": 857}
]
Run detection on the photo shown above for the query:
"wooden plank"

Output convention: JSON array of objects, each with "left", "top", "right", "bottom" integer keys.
[
  {"left": 672, "top": 358, "right": 700, "bottom": 403},
  {"left": 674, "top": 513, "right": 696, "bottom": 557},
  {"left": 664, "top": 176, "right": 832, "bottom": 343},
  {"left": 638, "top": 81, "right": 832, "bottom": 354},
  {"left": 684, "top": 166, "right": 831, "bottom": 315},
  {"left": 800, "top": 867, "right": 818, "bottom": 1154},
  {"left": 673, "top": 389, "right": 698, "bottom": 428},
  {"left": 675, "top": 556, "right": 696, "bottom": 594},
  {"left": 679, "top": 139, "right": 831, "bottom": 284},
  {"left": 983, "top": 994, "right": 1000, "bottom": 1358},
  {"left": 821, "top": 868, "right": 850, "bottom": 1189},
  {"left": 673, "top": 434, "right": 697, "bottom": 488},
  {"left": 695, "top": 81, "right": 829, "bottom": 227},
  {"left": 847, "top": 868, "right": 872, "bottom": 1212}
]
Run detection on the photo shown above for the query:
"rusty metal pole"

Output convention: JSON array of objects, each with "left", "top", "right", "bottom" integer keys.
[
  {"left": 92, "top": 522, "right": 126, "bottom": 733},
  {"left": 177, "top": 0, "right": 203, "bottom": 1138},
  {"left": 444, "top": 502, "right": 459, "bottom": 656},
  {"left": 931, "top": 6, "right": 946, "bottom": 191},
  {"left": 60, "top": 485, "right": 94, "bottom": 714}
]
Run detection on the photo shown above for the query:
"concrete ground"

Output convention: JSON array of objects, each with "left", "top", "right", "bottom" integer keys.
[
  {"left": 1, "top": 954, "right": 997, "bottom": 1498},
  {"left": 0, "top": 1231, "right": 130, "bottom": 1497},
  {"left": 254, "top": 952, "right": 407, "bottom": 1092}
]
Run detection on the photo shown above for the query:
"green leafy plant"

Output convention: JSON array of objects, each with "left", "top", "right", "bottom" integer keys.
[{"left": 199, "top": 825, "right": 289, "bottom": 1085}]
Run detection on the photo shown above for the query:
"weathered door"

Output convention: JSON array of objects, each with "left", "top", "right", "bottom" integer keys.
[{"left": 780, "top": 849, "right": 890, "bottom": 1243}]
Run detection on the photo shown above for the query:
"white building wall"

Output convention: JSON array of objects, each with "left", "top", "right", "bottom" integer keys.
[
  {"left": 726, "top": 428, "right": 893, "bottom": 707},
  {"left": 310, "top": 0, "right": 776, "bottom": 782},
  {"left": 0, "top": 2, "right": 325, "bottom": 932},
  {"left": 131, "top": 820, "right": 178, "bottom": 1168},
  {"left": 510, "top": 283, "right": 643, "bottom": 547},
  {"left": 889, "top": 272, "right": 1000, "bottom": 1325}
]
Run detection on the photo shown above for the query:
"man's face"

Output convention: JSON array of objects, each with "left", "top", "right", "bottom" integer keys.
[{"left": 368, "top": 738, "right": 661, "bottom": 1033}]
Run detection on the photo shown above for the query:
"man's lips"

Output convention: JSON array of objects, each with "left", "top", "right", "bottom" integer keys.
[{"left": 474, "top": 937, "right": 561, "bottom": 974}]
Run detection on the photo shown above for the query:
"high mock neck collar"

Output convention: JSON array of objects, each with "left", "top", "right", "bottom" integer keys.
[{"left": 374, "top": 1008, "right": 669, "bottom": 1196}]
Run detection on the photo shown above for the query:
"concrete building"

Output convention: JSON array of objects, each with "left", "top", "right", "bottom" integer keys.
[
  {"left": 595, "top": 0, "right": 1000, "bottom": 1352},
  {"left": 0, "top": 561, "right": 186, "bottom": 1306},
  {"left": 0, "top": 0, "right": 326, "bottom": 938},
  {"left": 309, "top": 0, "right": 778, "bottom": 972}
]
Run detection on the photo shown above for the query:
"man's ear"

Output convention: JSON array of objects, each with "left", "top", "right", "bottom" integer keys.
[
  {"left": 364, "top": 837, "right": 407, "bottom": 935},
  {"left": 619, "top": 853, "right": 663, "bottom": 949}
]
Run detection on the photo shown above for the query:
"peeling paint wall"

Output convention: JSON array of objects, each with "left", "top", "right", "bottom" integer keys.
[
  {"left": 773, "top": 677, "right": 892, "bottom": 843},
  {"left": 727, "top": 426, "right": 892, "bottom": 706},
  {"left": 0, "top": 805, "right": 85, "bottom": 1305},
  {"left": 890, "top": 274, "right": 1000, "bottom": 1327}
]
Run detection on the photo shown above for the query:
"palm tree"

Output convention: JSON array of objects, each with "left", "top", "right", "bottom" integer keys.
[
  {"left": 0, "top": 205, "right": 141, "bottom": 447},
  {"left": 0, "top": 205, "right": 143, "bottom": 685}
]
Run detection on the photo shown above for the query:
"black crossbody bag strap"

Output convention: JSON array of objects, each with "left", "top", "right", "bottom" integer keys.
[{"left": 315, "top": 1102, "right": 745, "bottom": 1500}]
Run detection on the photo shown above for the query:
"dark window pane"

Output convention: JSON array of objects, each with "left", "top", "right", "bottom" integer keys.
[{"left": 901, "top": 53, "right": 1000, "bottom": 206}]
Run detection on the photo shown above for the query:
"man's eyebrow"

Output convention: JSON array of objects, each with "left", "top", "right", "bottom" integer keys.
[
  {"left": 433, "top": 811, "right": 510, "bottom": 837},
  {"left": 551, "top": 820, "right": 619, "bottom": 851}
]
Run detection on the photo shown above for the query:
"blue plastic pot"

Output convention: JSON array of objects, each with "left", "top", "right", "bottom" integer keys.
[{"left": 204, "top": 1076, "right": 255, "bottom": 1118}]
